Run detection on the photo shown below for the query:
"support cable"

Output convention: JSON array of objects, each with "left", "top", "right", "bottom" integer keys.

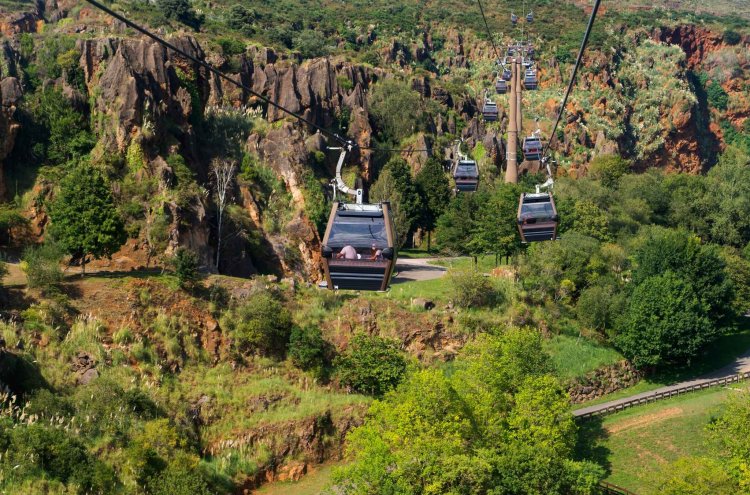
[{"left": 542, "top": 0, "right": 603, "bottom": 159}]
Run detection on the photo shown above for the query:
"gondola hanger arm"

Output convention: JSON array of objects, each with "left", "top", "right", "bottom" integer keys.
[{"left": 328, "top": 143, "right": 363, "bottom": 205}]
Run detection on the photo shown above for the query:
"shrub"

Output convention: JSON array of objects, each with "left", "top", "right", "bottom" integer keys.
[
  {"left": 706, "top": 80, "right": 729, "bottom": 110},
  {"left": 447, "top": 269, "right": 501, "bottom": 309},
  {"left": 334, "top": 334, "right": 406, "bottom": 396},
  {"left": 22, "top": 242, "right": 64, "bottom": 291},
  {"left": 292, "top": 30, "right": 329, "bottom": 59},
  {"left": 724, "top": 30, "right": 741, "bottom": 45},
  {"left": 288, "top": 326, "right": 331, "bottom": 377},
  {"left": 221, "top": 292, "right": 292, "bottom": 356},
  {"left": 615, "top": 271, "right": 715, "bottom": 369},
  {"left": 172, "top": 248, "right": 200, "bottom": 290},
  {"left": 587, "top": 154, "right": 629, "bottom": 188},
  {"left": 157, "top": 0, "right": 203, "bottom": 30},
  {"left": 576, "top": 281, "right": 625, "bottom": 333}
]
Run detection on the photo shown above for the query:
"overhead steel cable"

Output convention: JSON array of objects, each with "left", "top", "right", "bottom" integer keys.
[
  {"left": 542, "top": 0, "right": 602, "bottom": 159},
  {"left": 476, "top": 0, "right": 503, "bottom": 63}
]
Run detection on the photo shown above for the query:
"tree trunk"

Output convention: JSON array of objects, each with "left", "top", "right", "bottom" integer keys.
[
  {"left": 427, "top": 231, "right": 431, "bottom": 253},
  {"left": 216, "top": 209, "right": 223, "bottom": 270},
  {"left": 81, "top": 256, "right": 86, "bottom": 276},
  {"left": 473, "top": 255, "right": 478, "bottom": 268}
]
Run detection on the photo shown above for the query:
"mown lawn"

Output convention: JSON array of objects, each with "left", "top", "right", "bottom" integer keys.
[{"left": 579, "top": 386, "right": 738, "bottom": 493}]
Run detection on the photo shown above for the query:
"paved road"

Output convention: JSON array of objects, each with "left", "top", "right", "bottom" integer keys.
[
  {"left": 392, "top": 257, "right": 450, "bottom": 283},
  {"left": 573, "top": 342, "right": 750, "bottom": 417}
]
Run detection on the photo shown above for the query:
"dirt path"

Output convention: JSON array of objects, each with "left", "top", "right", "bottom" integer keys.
[
  {"left": 392, "top": 257, "right": 450, "bottom": 283},
  {"left": 573, "top": 339, "right": 750, "bottom": 417}
]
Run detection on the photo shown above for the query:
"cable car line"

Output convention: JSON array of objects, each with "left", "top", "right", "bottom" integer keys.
[
  {"left": 476, "top": 0, "right": 503, "bottom": 63},
  {"left": 542, "top": 0, "right": 602, "bottom": 159}
]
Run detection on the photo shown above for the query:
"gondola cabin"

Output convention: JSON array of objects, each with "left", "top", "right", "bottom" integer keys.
[
  {"left": 495, "top": 78, "right": 507, "bottom": 94},
  {"left": 482, "top": 99, "right": 499, "bottom": 121},
  {"left": 321, "top": 202, "right": 397, "bottom": 291},
  {"left": 511, "top": 13, "right": 518, "bottom": 25},
  {"left": 526, "top": 12, "right": 534, "bottom": 22},
  {"left": 502, "top": 68, "right": 512, "bottom": 81},
  {"left": 453, "top": 159, "right": 479, "bottom": 192},
  {"left": 524, "top": 69, "right": 538, "bottom": 90},
  {"left": 517, "top": 193, "right": 558, "bottom": 242},
  {"left": 522, "top": 136, "right": 542, "bottom": 161}
]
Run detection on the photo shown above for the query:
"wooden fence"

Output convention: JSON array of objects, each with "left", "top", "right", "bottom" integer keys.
[
  {"left": 576, "top": 371, "right": 750, "bottom": 420},
  {"left": 598, "top": 480, "right": 638, "bottom": 495}
]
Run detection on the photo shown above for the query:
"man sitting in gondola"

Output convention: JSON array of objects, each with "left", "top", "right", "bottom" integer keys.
[
  {"left": 368, "top": 244, "right": 383, "bottom": 261},
  {"left": 336, "top": 245, "right": 359, "bottom": 260}
]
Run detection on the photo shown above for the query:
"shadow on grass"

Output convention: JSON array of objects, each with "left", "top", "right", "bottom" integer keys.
[{"left": 575, "top": 416, "right": 612, "bottom": 476}]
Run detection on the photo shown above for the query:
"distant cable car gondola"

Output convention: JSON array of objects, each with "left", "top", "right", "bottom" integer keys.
[
  {"left": 452, "top": 143, "right": 479, "bottom": 192},
  {"left": 511, "top": 12, "right": 519, "bottom": 25},
  {"left": 496, "top": 78, "right": 507, "bottom": 94},
  {"left": 320, "top": 145, "right": 397, "bottom": 291},
  {"left": 517, "top": 193, "right": 558, "bottom": 242},
  {"left": 522, "top": 134, "right": 543, "bottom": 160},
  {"left": 482, "top": 97, "right": 499, "bottom": 121},
  {"left": 502, "top": 67, "right": 512, "bottom": 81},
  {"left": 526, "top": 12, "right": 534, "bottom": 23},
  {"left": 524, "top": 68, "right": 538, "bottom": 90}
]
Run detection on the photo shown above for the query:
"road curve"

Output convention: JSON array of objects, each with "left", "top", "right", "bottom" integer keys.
[{"left": 573, "top": 342, "right": 750, "bottom": 417}]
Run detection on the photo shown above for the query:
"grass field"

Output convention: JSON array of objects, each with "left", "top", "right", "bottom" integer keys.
[{"left": 579, "top": 386, "right": 739, "bottom": 493}]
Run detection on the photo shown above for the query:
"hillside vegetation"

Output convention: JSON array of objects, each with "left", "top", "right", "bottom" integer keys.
[{"left": 0, "top": 0, "right": 749, "bottom": 493}]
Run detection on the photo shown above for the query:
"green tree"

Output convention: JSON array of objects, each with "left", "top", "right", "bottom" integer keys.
[
  {"left": 633, "top": 228, "right": 735, "bottom": 324},
  {"left": 334, "top": 334, "right": 406, "bottom": 396},
  {"left": 471, "top": 185, "right": 523, "bottom": 262},
  {"left": 157, "top": 0, "right": 204, "bottom": 30},
  {"left": 31, "top": 88, "right": 95, "bottom": 166},
  {"left": 415, "top": 157, "right": 451, "bottom": 251},
  {"left": 368, "top": 79, "right": 424, "bottom": 143},
  {"left": 293, "top": 30, "right": 329, "bottom": 58},
  {"left": 221, "top": 291, "right": 292, "bottom": 356},
  {"left": 447, "top": 268, "right": 502, "bottom": 309},
  {"left": 48, "top": 166, "right": 126, "bottom": 275},
  {"left": 570, "top": 199, "right": 612, "bottom": 242},
  {"left": 226, "top": 4, "right": 257, "bottom": 35},
  {"left": 588, "top": 154, "right": 629, "bottom": 188},
  {"left": 616, "top": 271, "right": 715, "bottom": 368},
  {"left": 436, "top": 193, "right": 483, "bottom": 259},
  {"left": 369, "top": 158, "right": 421, "bottom": 247},
  {"left": 706, "top": 146, "right": 750, "bottom": 248},
  {"left": 655, "top": 457, "right": 737, "bottom": 495}
]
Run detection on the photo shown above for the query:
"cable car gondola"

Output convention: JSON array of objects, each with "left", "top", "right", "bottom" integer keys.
[
  {"left": 320, "top": 146, "right": 397, "bottom": 291},
  {"left": 496, "top": 78, "right": 507, "bottom": 94},
  {"left": 524, "top": 68, "right": 538, "bottom": 90},
  {"left": 482, "top": 98, "right": 499, "bottom": 121},
  {"left": 517, "top": 193, "right": 558, "bottom": 242},
  {"left": 511, "top": 12, "right": 519, "bottom": 25},
  {"left": 526, "top": 12, "right": 534, "bottom": 23},
  {"left": 522, "top": 135, "right": 542, "bottom": 161},
  {"left": 502, "top": 67, "right": 512, "bottom": 81},
  {"left": 452, "top": 151, "right": 479, "bottom": 193}
]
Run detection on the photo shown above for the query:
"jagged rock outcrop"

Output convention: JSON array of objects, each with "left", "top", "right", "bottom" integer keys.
[{"left": 0, "top": 72, "right": 20, "bottom": 200}]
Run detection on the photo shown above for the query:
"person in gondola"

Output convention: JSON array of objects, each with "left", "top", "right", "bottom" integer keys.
[
  {"left": 369, "top": 243, "right": 383, "bottom": 261},
  {"left": 337, "top": 245, "right": 358, "bottom": 260}
]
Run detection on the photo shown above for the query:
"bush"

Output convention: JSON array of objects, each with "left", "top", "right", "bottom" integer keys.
[
  {"left": 22, "top": 242, "right": 64, "bottom": 291},
  {"left": 447, "top": 269, "right": 501, "bottom": 309},
  {"left": 221, "top": 292, "right": 292, "bottom": 356},
  {"left": 587, "top": 154, "right": 629, "bottom": 188},
  {"left": 292, "top": 30, "right": 329, "bottom": 59},
  {"left": 615, "top": 271, "right": 715, "bottom": 369},
  {"left": 724, "top": 30, "right": 741, "bottom": 45},
  {"left": 576, "top": 281, "right": 625, "bottom": 333},
  {"left": 288, "top": 326, "right": 331, "bottom": 377},
  {"left": 706, "top": 80, "right": 729, "bottom": 110},
  {"left": 157, "top": 0, "right": 204, "bottom": 30},
  {"left": 172, "top": 248, "right": 200, "bottom": 290},
  {"left": 334, "top": 334, "right": 406, "bottom": 396}
]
